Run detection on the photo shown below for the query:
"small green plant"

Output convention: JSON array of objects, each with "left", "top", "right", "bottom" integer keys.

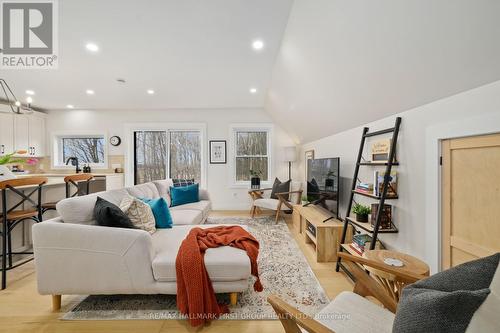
[
  {"left": 249, "top": 169, "right": 262, "bottom": 177},
  {"left": 301, "top": 195, "right": 308, "bottom": 202},
  {"left": 352, "top": 203, "right": 371, "bottom": 215}
]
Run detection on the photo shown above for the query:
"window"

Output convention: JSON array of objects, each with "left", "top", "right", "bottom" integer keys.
[
  {"left": 53, "top": 134, "right": 106, "bottom": 167},
  {"left": 232, "top": 125, "right": 272, "bottom": 185},
  {"left": 133, "top": 130, "right": 201, "bottom": 185}
]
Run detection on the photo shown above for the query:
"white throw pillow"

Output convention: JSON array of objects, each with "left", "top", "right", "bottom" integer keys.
[{"left": 119, "top": 194, "right": 156, "bottom": 234}]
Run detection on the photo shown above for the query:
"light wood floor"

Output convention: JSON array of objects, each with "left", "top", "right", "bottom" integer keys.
[{"left": 0, "top": 211, "right": 352, "bottom": 333}]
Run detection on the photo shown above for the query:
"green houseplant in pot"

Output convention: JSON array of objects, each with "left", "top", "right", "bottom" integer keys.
[
  {"left": 353, "top": 203, "right": 371, "bottom": 222},
  {"left": 0, "top": 150, "right": 37, "bottom": 181}
]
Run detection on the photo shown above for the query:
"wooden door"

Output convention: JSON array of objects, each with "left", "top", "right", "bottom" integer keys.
[{"left": 441, "top": 133, "right": 500, "bottom": 269}]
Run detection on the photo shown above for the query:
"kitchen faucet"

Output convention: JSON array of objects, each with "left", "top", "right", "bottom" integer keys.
[{"left": 65, "top": 157, "right": 81, "bottom": 173}]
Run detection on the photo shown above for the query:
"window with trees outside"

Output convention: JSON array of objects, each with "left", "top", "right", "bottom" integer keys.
[
  {"left": 234, "top": 130, "right": 270, "bottom": 182},
  {"left": 54, "top": 135, "right": 106, "bottom": 167},
  {"left": 134, "top": 130, "right": 201, "bottom": 185}
]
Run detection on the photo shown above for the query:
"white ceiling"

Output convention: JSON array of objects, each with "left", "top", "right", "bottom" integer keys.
[
  {"left": 1, "top": 0, "right": 293, "bottom": 110},
  {"left": 266, "top": 0, "right": 500, "bottom": 143}
]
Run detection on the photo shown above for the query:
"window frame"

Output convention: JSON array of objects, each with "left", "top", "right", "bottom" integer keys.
[
  {"left": 51, "top": 131, "right": 108, "bottom": 169},
  {"left": 125, "top": 123, "right": 207, "bottom": 188},
  {"left": 229, "top": 123, "right": 273, "bottom": 188}
]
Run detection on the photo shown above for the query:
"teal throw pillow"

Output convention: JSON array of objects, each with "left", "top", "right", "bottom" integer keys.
[
  {"left": 170, "top": 183, "right": 199, "bottom": 207},
  {"left": 139, "top": 197, "right": 173, "bottom": 228}
]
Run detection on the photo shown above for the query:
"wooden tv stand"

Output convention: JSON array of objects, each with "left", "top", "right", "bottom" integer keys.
[{"left": 292, "top": 204, "right": 352, "bottom": 262}]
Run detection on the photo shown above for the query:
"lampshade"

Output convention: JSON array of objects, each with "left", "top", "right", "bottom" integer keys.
[{"left": 284, "top": 146, "right": 297, "bottom": 162}]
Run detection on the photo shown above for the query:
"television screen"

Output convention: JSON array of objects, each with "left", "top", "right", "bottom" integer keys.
[{"left": 307, "top": 158, "right": 340, "bottom": 218}]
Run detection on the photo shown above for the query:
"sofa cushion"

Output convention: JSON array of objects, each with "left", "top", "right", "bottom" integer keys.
[
  {"left": 270, "top": 178, "right": 291, "bottom": 200},
  {"left": 94, "top": 197, "right": 137, "bottom": 230},
  {"left": 253, "top": 198, "right": 288, "bottom": 210},
  {"left": 119, "top": 194, "right": 156, "bottom": 234},
  {"left": 140, "top": 197, "right": 173, "bottom": 228},
  {"left": 312, "top": 291, "right": 394, "bottom": 333},
  {"left": 170, "top": 200, "right": 211, "bottom": 218},
  {"left": 126, "top": 182, "right": 160, "bottom": 199},
  {"left": 56, "top": 189, "right": 129, "bottom": 224},
  {"left": 152, "top": 179, "right": 173, "bottom": 206},
  {"left": 394, "top": 253, "right": 500, "bottom": 333},
  {"left": 170, "top": 184, "right": 199, "bottom": 207},
  {"left": 170, "top": 209, "right": 203, "bottom": 225},
  {"left": 151, "top": 225, "right": 251, "bottom": 282},
  {"left": 466, "top": 258, "right": 500, "bottom": 332}
]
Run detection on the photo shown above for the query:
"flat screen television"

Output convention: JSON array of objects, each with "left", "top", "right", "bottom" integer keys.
[{"left": 306, "top": 158, "right": 340, "bottom": 218}]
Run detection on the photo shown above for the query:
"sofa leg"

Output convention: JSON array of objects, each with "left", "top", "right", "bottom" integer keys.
[
  {"left": 230, "top": 292, "right": 238, "bottom": 306},
  {"left": 52, "top": 295, "right": 61, "bottom": 311}
]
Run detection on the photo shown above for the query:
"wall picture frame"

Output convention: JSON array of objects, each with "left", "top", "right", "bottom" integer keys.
[{"left": 209, "top": 140, "right": 227, "bottom": 164}]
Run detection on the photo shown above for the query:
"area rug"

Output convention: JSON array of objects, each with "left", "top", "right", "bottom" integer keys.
[{"left": 62, "top": 216, "right": 329, "bottom": 320}]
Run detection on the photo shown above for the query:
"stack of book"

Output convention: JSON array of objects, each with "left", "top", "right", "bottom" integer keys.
[
  {"left": 356, "top": 182, "right": 373, "bottom": 194},
  {"left": 348, "top": 234, "right": 383, "bottom": 255}
]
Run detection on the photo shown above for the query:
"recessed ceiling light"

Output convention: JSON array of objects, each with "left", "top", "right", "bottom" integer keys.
[
  {"left": 249, "top": 87, "right": 258, "bottom": 94},
  {"left": 252, "top": 39, "right": 264, "bottom": 51},
  {"left": 66, "top": 104, "right": 74, "bottom": 109},
  {"left": 147, "top": 89, "right": 155, "bottom": 95},
  {"left": 26, "top": 96, "right": 33, "bottom": 104},
  {"left": 85, "top": 42, "right": 99, "bottom": 52},
  {"left": 86, "top": 89, "right": 95, "bottom": 95},
  {"left": 25, "top": 90, "right": 35, "bottom": 95}
]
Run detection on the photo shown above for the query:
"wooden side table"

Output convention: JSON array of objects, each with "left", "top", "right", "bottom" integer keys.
[{"left": 363, "top": 250, "right": 429, "bottom": 302}]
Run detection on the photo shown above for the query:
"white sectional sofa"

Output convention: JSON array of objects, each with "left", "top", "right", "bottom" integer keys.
[{"left": 32, "top": 179, "right": 251, "bottom": 310}]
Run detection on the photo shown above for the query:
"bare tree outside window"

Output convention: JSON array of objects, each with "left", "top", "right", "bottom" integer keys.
[
  {"left": 62, "top": 137, "right": 105, "bottom": 164},
  {"left": 134, "top": 130, "right": 201, "bottom": 185},
  {"left": 134, "top": 131, "right": 167, "bottom": 184},
  {"left": 169, "top": 131, "right": 201, "bottom": 182},
  {"left": 235, "top": 131, "right": 268, "bottom": 181}
]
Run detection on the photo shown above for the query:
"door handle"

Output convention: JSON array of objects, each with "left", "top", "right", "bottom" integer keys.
[{"left": 1, "top": 144, "right": 4, "bottom": 154}]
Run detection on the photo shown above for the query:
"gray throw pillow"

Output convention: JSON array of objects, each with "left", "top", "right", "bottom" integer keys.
[
  {"left": 270, "top": 178, "right": 291, "bottom": 200},
  {"left": 393, "top": 253, "right": 500, "bottom": 333}
]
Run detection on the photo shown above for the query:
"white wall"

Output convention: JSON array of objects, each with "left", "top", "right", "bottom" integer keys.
[
  {"left": 298, "top": 81, "right": 500, "bottom": 273},
  {"left": 45, "top": 108, "right": 295, "bottom": 210}
]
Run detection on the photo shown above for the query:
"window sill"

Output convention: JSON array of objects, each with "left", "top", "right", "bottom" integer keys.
[{"left": 230, "top": 181, "right": 272, "bottom": 190}]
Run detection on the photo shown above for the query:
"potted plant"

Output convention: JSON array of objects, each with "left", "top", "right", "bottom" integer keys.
[
  {"left": 0, "top": 150, "right": 37, "bottom": 181},
  {"left": 353, "top": 203, "right": 371, "bottom": 222},
  {"left": 249, "top": 169, "right": 262, "bottom": 189}
]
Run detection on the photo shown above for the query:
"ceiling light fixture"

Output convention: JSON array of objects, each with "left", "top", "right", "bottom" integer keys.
[
  {"left": 85, "top": 42, "right": 99, "bottom": 52},
  {"left": 249, "top": 87, "right": 258, "bottom": 94},
  {"left": 66, "top": 104, "right": 74, "bottom": 109},
  {"left": 252, "top": 39, "right": 264, "bottom": 51},
  {"left": 25, "top": 90, "right": 35, "bottom": 95},
  {"left": 147, "top": 89, "right": 155, "bottom": 95},
  {"left": 86, "top": 89, "right": 95, "bottom": 95}
]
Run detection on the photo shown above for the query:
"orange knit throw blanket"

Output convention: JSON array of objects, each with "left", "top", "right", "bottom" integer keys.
[{"left": 176, "top": 226, "right": 263, "bottom": 326}]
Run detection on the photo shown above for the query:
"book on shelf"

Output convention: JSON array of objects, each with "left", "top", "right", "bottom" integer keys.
[
  {"left": 371, "top": 203, "right": 393, "bottom": 229},
  {"left": 349, "top": 243, "right": 364, "bottom": 256}
]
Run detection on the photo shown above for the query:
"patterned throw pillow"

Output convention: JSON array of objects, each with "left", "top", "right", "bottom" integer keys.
[
  {"left": 172, "top": 179, "right": 195, "bottom": 187},
  {"left": 119, "top": 194, "right": 156, "bottom": 234}
]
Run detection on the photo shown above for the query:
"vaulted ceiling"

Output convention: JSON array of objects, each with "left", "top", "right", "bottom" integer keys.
[{"left": 265, "top": 0, "right": 500, "bottom": 143}]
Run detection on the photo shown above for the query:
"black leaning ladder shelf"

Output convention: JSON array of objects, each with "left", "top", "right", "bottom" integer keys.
[{"left": 336, "top": 117, "right": 402, "bottom": 276}]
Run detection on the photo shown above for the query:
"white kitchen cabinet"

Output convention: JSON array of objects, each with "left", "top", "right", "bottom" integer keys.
[
  {"left": 13, "top": 113, "right": 45, "bottom": 157},
  {"left": 0, "top": 112, "right": 14, "bottom": 156},
  {"left": 29, "top": 115, "right": 45, "bottom": 157}
]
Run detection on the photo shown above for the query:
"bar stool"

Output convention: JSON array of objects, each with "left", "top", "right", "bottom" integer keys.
[
  {"left": 0, "top": 176, "right": 47, "bottom": 290},
  {"left": 41, "top": 174, "right": 94, "bottom": 214}
]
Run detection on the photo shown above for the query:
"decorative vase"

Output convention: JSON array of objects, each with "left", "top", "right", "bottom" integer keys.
[
  {"left": 356, "top": 213, "right": 369, "bottom": 223},
  {"left": 250, "top": 177, "right": 261, "bottom": 189},
  {"left": 0, "top": 165, "right": 16, "bottom": 181}
]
